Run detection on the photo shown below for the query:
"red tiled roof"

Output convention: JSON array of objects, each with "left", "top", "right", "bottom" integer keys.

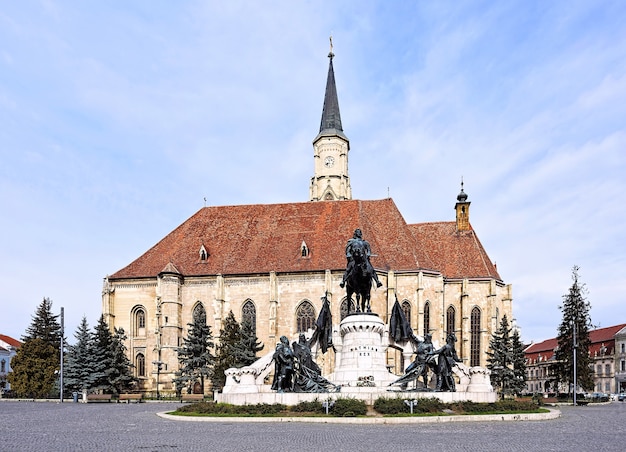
[
  {"left": 110, "top": 198, "right": 499, "bottom": 281},
  {"left": 408, "top": 222, "right": 501, "bottom": 280},
  {"left": 0, "top": 334, "right": 22, "bottom": 348},
  {"left": 524, "top": 323, "right": 626, "bottom": 362}
]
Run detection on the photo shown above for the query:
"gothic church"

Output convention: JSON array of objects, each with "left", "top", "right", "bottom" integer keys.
[{"left": 102, "top": 49, "right": 513, "bottom": 395}]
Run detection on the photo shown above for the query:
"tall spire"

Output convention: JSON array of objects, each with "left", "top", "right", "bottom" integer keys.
[{"left": 317, "top": 37, "right": 346, "bottom": 140}]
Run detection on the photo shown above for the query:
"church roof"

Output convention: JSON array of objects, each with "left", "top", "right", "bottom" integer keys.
[
  {"left": 408, "top": 222, "right": 501, "bottom": 280},
  {"left": 0, "top": 334, "right": 22, "bottom": 348},
  {"left": 109, "top": 198, "right": 501, "bottom": 282}
]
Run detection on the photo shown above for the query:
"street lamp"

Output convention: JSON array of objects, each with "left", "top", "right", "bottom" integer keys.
[
  {"left": 573, "top": 320, "right": 578, "bottom": 406},
  {"left": 152, "top": 361, "right": 163, "bottom": 400}
]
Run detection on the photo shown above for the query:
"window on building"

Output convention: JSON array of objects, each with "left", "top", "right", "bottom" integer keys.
[
  {"left": 622, "top": 343, "right": 625, "bottom": 354},
  {"left": 621, "top": 360, "right": 625, "bottom": 372},
  {"left": 470, "top": 306, "right": 481, "bottom": 367},
  {"left": 296, "top": 301, "right": 316, "bottom": 333},
  {"left": 242, "top": 299, "right": 257, "bottom": 335},
  {"left": 199, "top": 245, "right": 208, "bottom": 261},
  {"left": 423, "top": 302, "right": 431, "bottom": 335},
  {"left": 134, "top": 308, "right": 146, "bottom": 336},
  {"left": 605, "top": 364, "right": 611, "bottom": 376},
  {"left": 193, "top": 303, "right": 206, "bottom": 323},
  {"left": 401, "top": 300, "right": 411, "bottom": 325},
  {"left": 0, "top": 359, "right": 5, "bottom": 373},
  {"left": 597, "top": 364, "right": 602, "bottom": 376},
  {"left": 340, "top": 298, "right": 355, "bottom": 321},
  {"left": 605, "top": 382, "right": 611, "bottom": 392},
  {"left": 446, "top": 305, "right": 456, "bottom": 334},
  {"left": 136, "top": 353, "right": 145, "bottom": 377},
  {"left": 300, "top": 241, "right": 309, "bottom": 257}
]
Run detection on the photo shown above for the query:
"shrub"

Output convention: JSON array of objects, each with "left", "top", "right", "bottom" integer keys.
[
  {"left": 175, "top": 402, "right": 287, "bottom": 415},
  {"left": 412, "top": 397, "right": 443, "bottom": 413},
  {"left": 331, "top": 398, "right": 368, "bottom": 416},
  {"left": 290, "top": 400, "right": 324, "bottom": 413},
  {"left": 373, "top": 397, "right": 410, "bottom": 415}
]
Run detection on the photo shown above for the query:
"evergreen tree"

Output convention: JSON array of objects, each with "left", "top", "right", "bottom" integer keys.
[
  {"left": 64, "top": 317, "right": 93, "bottom": 392},
  {"left": 7, "top": 338, "right": 58, "bottom": 398},
  {"left": 510, "top": 328, "right": 527, "bottom": 395},
  {"left": 87, "top": 315, "right": 115, "bottom": 393},
  {"left": 174, "top": 308, "right": 214, "bottom": 394},
  {"left": 109, "top": 327, "right": 137, "bottom": 394},
  {"left": 22, "top": 297, "right": 63, "bottom": 352},
  {"left": 486, "top": 315, "right": 516, "bottom": 399},
  {"left": 238, "top": 319, "right": 264, "bottom": 367},
  {"left": 551, "top": 266, "right": 594, "bottom": 394},
  {"left": 213, "top": 311, "right": 242, "bottom": 390}
]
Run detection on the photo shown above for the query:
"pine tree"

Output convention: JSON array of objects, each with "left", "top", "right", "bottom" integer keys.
[
  {"left": 510, "top": 328, "right": 527, "bottom": 395},
  {"left": 174, "top": 308, "right": 214, "bottom": 394},
  {"left": 486, "top": 315, "right": 516, "bottom": 399},
  {"left": 64, "top": 317, "right": 93, "bottom": 392},
  {"left": 7, "top": 338, "right": 58, "bottom": 398},
  {"left": 213, "top": 311, "right": 242, "bottom": 390},
  {"left": 109, "top": 327, "right": 137, "bottom": 394},
  {"left": 238, "top": 319, "right": 264, "bottom": 367},
  {"left": 87, "top": 315, "right": 115, "bottom": 393},
  {"left": 23, "top": 297, "right": 63, "bottom": 353},
  {"left": 551, "top": 266, "right": 594, "bottom": 394}
]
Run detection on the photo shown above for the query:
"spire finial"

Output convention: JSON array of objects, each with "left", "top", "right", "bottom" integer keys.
[
  {"left": 328, "top": 35, "right": 334, "bottom": 59},
  {"left": 457, "top": 177, "right": 468, "bottom": 202}
]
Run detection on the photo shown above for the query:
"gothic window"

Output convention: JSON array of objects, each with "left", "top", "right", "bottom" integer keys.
[
  {"left": 423, "top": 302, "right": 431, "bottom": 335},
  {"left": 242, "top": 299, "right": 257, "bottom": 335},
  {"left": 136, "top": 353, "right": 146, "bottom": 377},
  {"left": 401, "top": 300, "right": 411, "bottom": 325},
  {"left": 470, "top": 306, "right": 481, "bottom": 367},
  {"left": 300, "top": 241, "right": 310, "bottom": 257},
  {"left": 133, "top": 307, "right": 146, "bottom": 336},
  {"left": 324, "top": 192, "right": 334, "bottom": 200},
  {"left": 340, "top": 298, "right": 355, "bottom": 320},
  {"left": 296, "top": 301, "right": 316, "bottom": 333},
  {"left": 446, "top": 305, "right": 456, "bottom": 334},
  {"left": 193, "top": 303, "right": 206, "bottom": 323}
]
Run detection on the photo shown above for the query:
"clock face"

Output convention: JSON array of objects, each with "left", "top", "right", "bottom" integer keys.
[{"left": 324, "top": 156, "right": 335, "bottom": 168}]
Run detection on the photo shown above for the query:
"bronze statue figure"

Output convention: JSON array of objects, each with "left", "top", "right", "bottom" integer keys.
[
  {"left": 430, "top": 332, "right": 462, "bottom": 392},
  {"left": 340, "top": 229, "right": 383, "bottom": 314},
  {"left": 390, "top": 333, "right": 437, "bottom": 390},
  {"left": 271, "top": 336, "right": 295, "bottom": 392}
]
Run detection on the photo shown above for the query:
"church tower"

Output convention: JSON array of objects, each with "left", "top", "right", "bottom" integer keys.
[
  {"left": 455, "top": 180, "right": 471, "bottom": 231},
  {"left": 309, "top": 41, "right": 351, "bottom": 201}
]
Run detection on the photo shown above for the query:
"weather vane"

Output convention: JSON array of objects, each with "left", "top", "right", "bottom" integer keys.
[{"left": 329, "top": 35, "right": 334, "bottom": 58}]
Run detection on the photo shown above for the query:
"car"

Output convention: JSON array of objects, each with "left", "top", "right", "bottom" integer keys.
[
  {"left": 590, "top": 392, "right": 610, "bottom": 402},
  {"left": 618, "top": 393, "right": 626, "bottom": 402}
]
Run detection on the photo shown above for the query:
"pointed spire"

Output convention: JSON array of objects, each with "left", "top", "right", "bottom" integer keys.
[{"left": 317, "top": 37, "right": 347, "bottom": 140}]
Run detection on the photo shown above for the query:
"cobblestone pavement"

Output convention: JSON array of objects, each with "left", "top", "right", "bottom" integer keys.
[{"left": 1, "top": 400, "right": 624, "bottom": 452}]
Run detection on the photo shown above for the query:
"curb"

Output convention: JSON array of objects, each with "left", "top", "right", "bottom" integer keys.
[{"left": 157, "top": 408, "right": 561, "bottom": 424}]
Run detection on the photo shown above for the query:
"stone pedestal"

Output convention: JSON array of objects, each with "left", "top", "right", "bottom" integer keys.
[{"left": 329, "top": 314, "right": 396, "bottom": 387}]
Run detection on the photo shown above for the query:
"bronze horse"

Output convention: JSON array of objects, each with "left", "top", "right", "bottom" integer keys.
[{"left": 345, "top": 240, "right": 375, "bottom": 314}]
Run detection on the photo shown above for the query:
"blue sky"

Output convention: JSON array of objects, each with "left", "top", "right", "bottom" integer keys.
[{"left": 1, "top": 1, "right": 625, "bottom": 345}]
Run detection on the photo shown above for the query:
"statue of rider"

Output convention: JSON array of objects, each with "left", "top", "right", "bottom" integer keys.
[{"left": 340, "top": 228, "right": 383, "bottom": 289}]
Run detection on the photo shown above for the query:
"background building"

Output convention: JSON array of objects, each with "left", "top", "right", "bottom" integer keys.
[
  {"left": 102, "top": 52, "right": 513, "bottom": 395},
  {"left": 0, "top": 334, "right": 21, "bottom": 394},
  {"left": 524, "top": 323, "right": 626, "bottom": 395}
]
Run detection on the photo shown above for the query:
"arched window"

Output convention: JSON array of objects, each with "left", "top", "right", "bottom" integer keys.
[
  {"left": 446, "top": 305, "right": 456, "bottom": 334},
  {"left": 470, "top": 306, "right": 481, "bottom": 367},
  {"left": 340, "top": 298, "right": 355, "bottom": 320},
  {"left": 300, "top": 241, "right": 309, "bottom": 257},
  {"left": 136, "top": 353, "right": 146, "bottom": 377},
  {"left": 401, "top": 300, "right": 411, "bottom": 325},
  {"left": 296, "top": 301, "right": 316, "bottom": 333},
  {"left": 242, "top": 299, "right": 257, "bottom": 335},
  {"left": 133, "top": 307, "right": 146, "bottom": 336},
  {"left": 193, "top": 303, "right": 206, "bottom": 324},
  {"left": 495, "top": 307, "right": 500, "bottom": 328},
  {"left": 0, "top": 359, "right": 5, "bottom": 373},
  {"left": 423, "top": 302, "right": 430, "bottom": 335}
]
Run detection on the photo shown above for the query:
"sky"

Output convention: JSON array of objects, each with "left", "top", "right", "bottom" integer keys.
[{"left": 1, "top": 1, "right": 625, "bottom": 345}]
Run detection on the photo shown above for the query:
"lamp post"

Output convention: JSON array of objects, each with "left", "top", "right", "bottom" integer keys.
[
  {"left": 152, "top": 361, "right": 163, "bottom": 400},
  {"left": 573, "top": 319, "right": 578, "bottom": 406}
]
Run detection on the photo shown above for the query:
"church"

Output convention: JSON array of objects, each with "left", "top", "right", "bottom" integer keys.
[{"left": 102, "top": 48, "right": 513, "bottom": 395}]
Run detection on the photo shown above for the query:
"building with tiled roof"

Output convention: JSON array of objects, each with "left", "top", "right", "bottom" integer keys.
[
  {"left": 102, "top": 49, "right": 513, "bottom": 396},
  {"left": 524, "top": 323, "right": 626, "bottom": 394},
  {"left": 0, "top": 334, "right": 21, "bottom": 393}
]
